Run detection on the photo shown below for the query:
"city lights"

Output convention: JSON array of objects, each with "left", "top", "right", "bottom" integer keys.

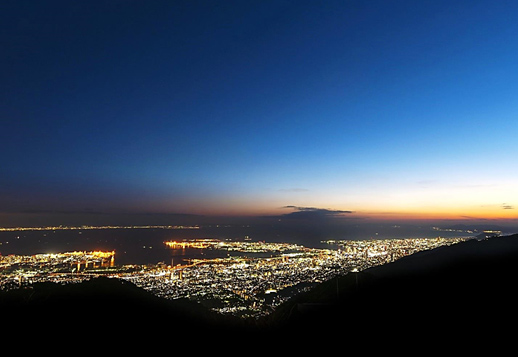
[
  {"left": 0, "top": 236, "right": 471, "bottom": 318},
  {"left": 0, "top": 225, "right": 200, "bottom": 232}
]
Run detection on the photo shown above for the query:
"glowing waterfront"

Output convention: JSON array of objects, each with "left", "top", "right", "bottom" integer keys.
[{"left": 0, "top": 236, "right": 472, "bottom": 318}]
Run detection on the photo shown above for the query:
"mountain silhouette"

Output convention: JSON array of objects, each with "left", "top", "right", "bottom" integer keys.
[
  {"left": 3, "top": 234, "right": 518, "bottom": 348},
  {"left": 270, "top": 233, "right": 518, "bottom": 343}
]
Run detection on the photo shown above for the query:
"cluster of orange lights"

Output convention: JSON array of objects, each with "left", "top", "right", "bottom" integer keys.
[{"left": 164, "top": 239, "right": 220, "bottom": 250}]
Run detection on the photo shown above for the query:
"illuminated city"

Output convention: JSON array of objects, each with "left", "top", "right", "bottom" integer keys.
[
  {"left": 0, "top": 251, "right": 115, "bottom": 289},
  {"left": 0, "top": 236, "right": 471, "bottom": 318},
  {"left": 0, "top": 225, "right": 200, "bottom": 232}
]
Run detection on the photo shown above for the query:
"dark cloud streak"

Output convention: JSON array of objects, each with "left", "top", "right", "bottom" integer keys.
[{"left": 279, "top": 206, "right": 354, "bottom": 220}]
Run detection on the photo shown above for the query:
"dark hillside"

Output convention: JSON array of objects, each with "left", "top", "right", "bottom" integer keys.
[
  {"left": 272, "top": 234, "right": 518, "bottom": 340},
  {"left": 1, "top": 277, "right": 243, "bottom": 338},
  {"left": 3, "top": 235, "right": 518, "bottom": 346}
]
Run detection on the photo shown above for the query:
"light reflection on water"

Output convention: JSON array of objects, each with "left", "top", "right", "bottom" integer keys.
[{"left": 0, "top": 224, "right": 475, "bottom": 265}]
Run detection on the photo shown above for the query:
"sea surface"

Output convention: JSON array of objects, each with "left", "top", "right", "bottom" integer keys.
[{"left": 0, "top": 223, "right": 475, "bottom": 265}]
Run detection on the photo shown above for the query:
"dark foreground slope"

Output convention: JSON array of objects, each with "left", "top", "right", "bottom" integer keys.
[
  {"left": 273, "top": 234, "right": 518, "bottom": 340},
  {"left": 2, "top": 234, "right": 518, "bottom": 346},
  {"left": 1, "top": 277, "right": 243, "bottom": 334}
]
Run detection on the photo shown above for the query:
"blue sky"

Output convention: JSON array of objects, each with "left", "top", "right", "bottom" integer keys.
[{"left": 2, "top": 0, "right": 518, "bottom": 225}]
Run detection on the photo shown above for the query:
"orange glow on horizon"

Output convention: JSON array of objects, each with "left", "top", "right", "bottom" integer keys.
[
  {"left": 189, "top": 198, "right": 518, "bottom": 223},
  {"left": 354, "top": 206, "right": 518, "bottom": 223},
  {"left": 186, "top": 205, "right": 518, "bottom": 223}
]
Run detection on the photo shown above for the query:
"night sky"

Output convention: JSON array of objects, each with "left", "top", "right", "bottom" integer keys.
[{"left": 2, "top": 0, "right": 518, "bottom": 227}]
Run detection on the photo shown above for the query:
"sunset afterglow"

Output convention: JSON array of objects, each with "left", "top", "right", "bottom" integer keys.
[{"left": 2, "top": 1, "right": 517, "bottom": 227}]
